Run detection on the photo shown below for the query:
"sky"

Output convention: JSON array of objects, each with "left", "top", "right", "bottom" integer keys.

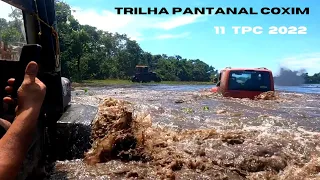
[{"left": 0, "top": 0, "right": 319, "bottom": 75}]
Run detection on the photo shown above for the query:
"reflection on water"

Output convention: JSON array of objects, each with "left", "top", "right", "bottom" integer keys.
[
  {"left": 276, "top": 84, "right": 320, "bottom": 94},
  {"left": 49, "top": 84, "right": 320, "bottom": 179}
]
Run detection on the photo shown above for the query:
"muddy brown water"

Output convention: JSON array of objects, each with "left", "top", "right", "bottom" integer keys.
[{"left": 49, "top": 85, "right": 320, "bottom": 180}]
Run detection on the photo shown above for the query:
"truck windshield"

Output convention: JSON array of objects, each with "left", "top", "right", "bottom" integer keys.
[{"left": 228, "top": 70, "right": 272, "bottom": 91}]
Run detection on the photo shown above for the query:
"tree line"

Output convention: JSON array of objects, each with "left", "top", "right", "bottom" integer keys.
[
  {"left": 302, "top": 73, "right": 320, "bottom": 84},
  {"left": 0, "top": 2, "right": 217, "bottom": 82},
  {"left": 0, "top": 1, "right": 319, "bottom": 84},
  {"left": 55, "top": 2, "right": 220, "bottom": 82}
]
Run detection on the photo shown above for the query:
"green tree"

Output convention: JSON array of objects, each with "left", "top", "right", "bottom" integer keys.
[{"left": 1, "top": 2, "right": 222, "bottom": 83}]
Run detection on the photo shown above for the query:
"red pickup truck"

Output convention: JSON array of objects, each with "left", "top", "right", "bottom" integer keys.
[{"left": 211, "top": 67, "right": 275, "bottom": 99}]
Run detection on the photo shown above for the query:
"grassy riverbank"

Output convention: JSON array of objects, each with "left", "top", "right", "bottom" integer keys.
[{"left": 72, "top": 79, "right": 214, "bottom": 87}]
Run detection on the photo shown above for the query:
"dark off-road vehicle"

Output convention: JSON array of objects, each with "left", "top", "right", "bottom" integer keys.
[{"left": 131, "top": 65, "right": 161, "bottom": 83}]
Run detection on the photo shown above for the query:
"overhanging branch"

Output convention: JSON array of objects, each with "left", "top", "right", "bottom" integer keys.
[{"left": 1, "top": 0, "right": 35, "bottom": 14}]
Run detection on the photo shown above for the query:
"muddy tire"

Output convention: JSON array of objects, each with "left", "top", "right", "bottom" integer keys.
[
  {"left": 131, "top": 77, "right": 139, "bottom": 82},
  {"left": 154, "top": 76, "right": 161, "bottom": 82}
]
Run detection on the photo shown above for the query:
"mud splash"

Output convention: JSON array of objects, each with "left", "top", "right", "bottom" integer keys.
[
  {"left": 254, "top": 91, "right": 278, "bottom": 100},
  {"left": 68, "top": 96, "right": 320, "bottom": 179},
  {"left": 84, "top": 98, "right": 150, "bottom": 164}
]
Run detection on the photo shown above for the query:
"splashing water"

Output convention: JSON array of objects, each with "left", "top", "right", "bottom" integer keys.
[{"left": 49, "top": 85, "right": 320, "bottom": 179}]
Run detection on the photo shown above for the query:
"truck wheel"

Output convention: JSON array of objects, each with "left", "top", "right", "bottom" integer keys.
[
  {"left": 155, "top": 77, "right": 161, "bottom": 82},
  {"left": 132, "top": 77, "right": 138, "bottom": 82}
]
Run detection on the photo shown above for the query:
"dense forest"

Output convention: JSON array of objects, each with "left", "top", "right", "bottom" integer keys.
[
  {"left": 0, "top": 1, "right": 320, "bottom": 84},
  {"left": 0, "top": 2, "right": 218, "bottom": 82}
]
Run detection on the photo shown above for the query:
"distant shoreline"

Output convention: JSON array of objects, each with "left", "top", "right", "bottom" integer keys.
[
  {"left": 71, "top": 79, "right": 214, "bottom": 87},
  {"left": 71, "top": 80, "right": 320, "bottom": 89}
]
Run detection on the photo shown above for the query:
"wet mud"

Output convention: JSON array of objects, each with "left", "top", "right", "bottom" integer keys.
[{"left": 49, "top": 85, "right": 320, "bottom": 180}]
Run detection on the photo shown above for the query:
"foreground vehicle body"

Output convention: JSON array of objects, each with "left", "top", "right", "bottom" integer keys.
[
  {"left": 0, "top": 0, "right": 97, "bottom": 179},
  {"left": 212, "top": 67, "right": 275, "bottom": 99}
]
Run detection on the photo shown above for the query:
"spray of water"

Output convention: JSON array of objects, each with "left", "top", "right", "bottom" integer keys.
[{"left": 274, "top": 67, "right": 306, "bottom": 86}]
